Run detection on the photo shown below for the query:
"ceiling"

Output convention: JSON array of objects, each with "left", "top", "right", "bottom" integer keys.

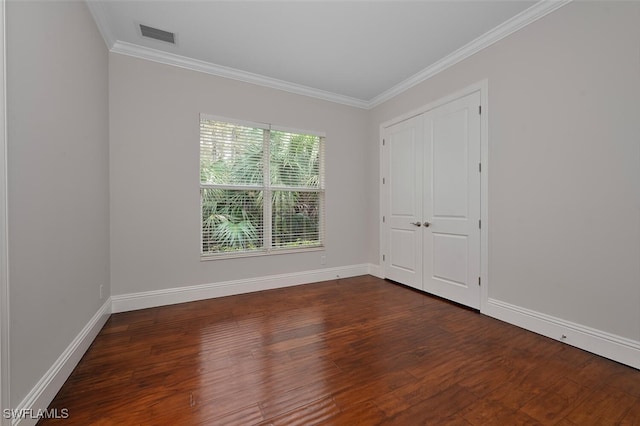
[{"left": 87, "top": 1, "right": 567, "bottom": 108}]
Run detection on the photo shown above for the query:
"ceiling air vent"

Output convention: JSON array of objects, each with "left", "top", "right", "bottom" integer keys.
[{"left": 139, "top": 24, "right": 175, "bottom": 44}]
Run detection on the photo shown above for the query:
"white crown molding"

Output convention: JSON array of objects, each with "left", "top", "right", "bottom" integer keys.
[
  {"left": 84, "top": 0, "right": 116, "bottom": 49},
  {"left": 484, "top": 298, "right": 640, "bottom": 370},
  {"left": 13, "top": 299, "right": 111, "bottom": 426},
  {"left": 367, "top": 0, "right": 572, "bottom": 108},
  {"left": 87, "top": 0, "right": 571, "bottom": 110},
  {"left": 110, "top": 41, "right": 370, "bottom": 109}
]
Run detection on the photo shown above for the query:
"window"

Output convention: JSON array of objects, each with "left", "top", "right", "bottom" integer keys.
[{"left": 200, "top": 115, "right": 325, "bottom": 258}]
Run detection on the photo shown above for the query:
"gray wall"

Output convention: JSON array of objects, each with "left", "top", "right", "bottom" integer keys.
[
  {"left": 7, "top": 1, "right": 110, "bottom": 406},
  {"left": 109, "top": 54, "right": 369, "bottom": 295},
  {"left": 368, "top": 1, "right": 640, "bottom": 341}
]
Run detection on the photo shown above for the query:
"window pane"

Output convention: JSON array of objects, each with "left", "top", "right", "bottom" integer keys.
[
  {"left": 201, "top": 188, "right": 264, "bottom": 254},
  {"left": 272, "top": 190, "right": 322, "bottom": 248},
  {"left": 200, "top": 119, "right": 264, "bottom": 186},
  {"left": 270, "top": 131, "right": 321, "bottom": 188}
]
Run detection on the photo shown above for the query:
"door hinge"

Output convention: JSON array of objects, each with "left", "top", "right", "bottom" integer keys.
[
  {"left": 383, "top": 254, "right": 386, "bottom": 262},
  {"left": 479, "top": 219, "right": 481, "bottom": 229},
  {"left": 382, "top": 177, "right": 386, "bottom": 184},
  {"left": 479, "top": 105, "right": 482, "bottom": 115},
  {"left": 478, "top": 277, "right": 481, "bottom": 286},
  {"left": 382, "top": 139, "right": 385, "bottom": 146},
  {"left": 479, "top": 163, "right": 482, "bottom": 173},
  {"left": 382, "top": 216, "right": 386, "bottom": 223}
]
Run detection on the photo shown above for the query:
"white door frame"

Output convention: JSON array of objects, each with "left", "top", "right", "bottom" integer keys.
[
  {"left": 379, "top": 80, "right": 489, "bottom": 312},
  {"left": 0, "top": 0, "right": 10, "bottom": 421}
]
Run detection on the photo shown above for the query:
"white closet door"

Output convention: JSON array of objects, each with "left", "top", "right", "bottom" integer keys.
[
  {"left": 423, "top": 91, "right": 481, "bottom": 309},
  {"left": 383, "top": 115, "right": 424, "bottom": 290},
  {"left": 383, "top": 90, "right": 482, "bottom": 309}
]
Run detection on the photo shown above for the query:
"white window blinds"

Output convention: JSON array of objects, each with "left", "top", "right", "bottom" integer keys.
[{"left": 200, "top": 115, "right": 325, "bottom": 257}]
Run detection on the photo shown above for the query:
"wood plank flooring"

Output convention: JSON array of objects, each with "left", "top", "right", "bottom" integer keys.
[{"left": 40, "top": 275, "right": 640, "bottom": 425}]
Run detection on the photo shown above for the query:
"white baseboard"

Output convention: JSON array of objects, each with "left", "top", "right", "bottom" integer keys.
[
  {"left": 483, "top": 298, "right": 640, "bottom": 370},
  {"left": 13, "top": 298, "right": 112, "bottom": 426},
  {"left": 112, "top": 264, "right": 370, "bottom": 313},
  {"left": 367, "top": 263, "right": 383, "bottom": 279}
]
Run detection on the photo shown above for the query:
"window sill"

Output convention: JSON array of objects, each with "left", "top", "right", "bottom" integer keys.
[{"left": 200, "top": 245, "right": 325, "bottom": 261}]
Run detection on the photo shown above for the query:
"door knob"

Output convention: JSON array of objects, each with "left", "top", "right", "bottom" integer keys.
[
  {"left": 423, "top": 221, "right": 431, "bottom": 227},
  {"left": 410, "top": 222, "right": 422, "bottom": 227}
]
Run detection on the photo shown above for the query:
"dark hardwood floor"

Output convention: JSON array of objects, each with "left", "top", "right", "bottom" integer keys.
[{"left": 40, "top": 275, "right": 640, "bottom": 425}]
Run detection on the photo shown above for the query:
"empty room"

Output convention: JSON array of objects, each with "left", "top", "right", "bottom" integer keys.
[{"left": 1, "top": 0, "right": 639, "bottom": 424}]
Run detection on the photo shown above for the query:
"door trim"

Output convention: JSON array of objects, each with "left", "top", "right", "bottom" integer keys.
[
  {"left": 379, "top": 80, "right": 489, "bottom": 312},
  {"left": 0, "top": 0, "right": 10, "bottom": 420}
]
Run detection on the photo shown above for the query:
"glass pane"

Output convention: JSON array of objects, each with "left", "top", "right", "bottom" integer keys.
[
  {"left": 271, "top": 190, "right": 322, "bottom": 249},
  {"left": 201, "top": 189, "right": 264, "bottom": 254},
  {"left": 200, "top": 119, "right": 264, "bottom": 185},
  {"left": 270, "top": 131, "right": 321, "bottom": 188}
]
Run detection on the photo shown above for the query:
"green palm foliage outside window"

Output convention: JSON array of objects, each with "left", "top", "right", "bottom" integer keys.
[{"left": 200, "top": 116, "right": 325, "bottom": 256}]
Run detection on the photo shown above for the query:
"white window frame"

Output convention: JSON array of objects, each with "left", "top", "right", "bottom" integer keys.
[{"left": 200, "top": 114, "right": 325, "bottom": 260}]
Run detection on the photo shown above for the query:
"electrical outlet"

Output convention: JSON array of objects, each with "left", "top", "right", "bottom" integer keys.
[
  {"left": 321, "top": 255, "right": 326, "bottom": 265},
  {"left": 99, "top": 284, "right": 104, "bottom": 300}
]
